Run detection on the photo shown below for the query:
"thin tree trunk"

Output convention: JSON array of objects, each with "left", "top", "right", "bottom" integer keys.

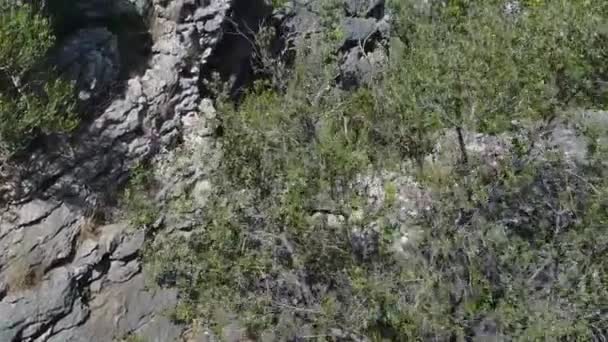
[{"left": 456, "top": 126, "right": 468, "bottom": 166}]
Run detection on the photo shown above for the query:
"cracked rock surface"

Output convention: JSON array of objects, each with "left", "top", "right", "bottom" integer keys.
[{"left": 0, "top": 0, "right": 234, "bottom": 340}]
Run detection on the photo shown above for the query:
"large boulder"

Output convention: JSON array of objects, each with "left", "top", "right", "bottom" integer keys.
[
  {"left": 339, "top": 44, "right": 387, "bottom": 89},
  {"left": 341, "top": 17, "right": 379, "bottom": 48}
]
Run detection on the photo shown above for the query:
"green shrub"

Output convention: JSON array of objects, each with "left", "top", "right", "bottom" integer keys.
[
  {"left": 122, "top": 164, "right": 159, "bottom": 228},
  {"left": 0, "top": 4, "right": 77, "bottom": 153},
  {"left": 144, "top": 0, "right": 608, "bottom": 340},
  {"left": 383, "top": 0, "right": 607, "bottom": 164}
]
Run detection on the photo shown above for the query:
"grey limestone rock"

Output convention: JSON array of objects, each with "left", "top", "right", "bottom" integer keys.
[
  {"left": 345, "top": 0, "right": 385, "bottom": 18},
  {"left": 0, "top": 0, "right": 235, "bottom": 340},
  {"left": 339, "top": 45, "right": 387, "bottom": 89},
  {"left": 278, "top": 0, "right": 389, "bottom": 90},
  {"left": 0, "top": 216, "right": 181, "bottom": 341},
  {"left": 341, "top": 17, "right": 379, "bottom": 47},
  {"left": 0, "top": 267, "right": 76, "bottom": 341}
]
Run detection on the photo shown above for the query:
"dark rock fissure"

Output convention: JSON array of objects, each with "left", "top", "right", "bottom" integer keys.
[{"left": 199, "top": 0, "right": 273, "bottom": 98}]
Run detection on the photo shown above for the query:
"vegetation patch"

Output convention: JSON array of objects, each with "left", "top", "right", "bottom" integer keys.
[
  {"left": 0, "top": 4, "right": 77, "bottom": 156},
  {"left": 142, "top": 0, "right": 608, "bottom": 340}
]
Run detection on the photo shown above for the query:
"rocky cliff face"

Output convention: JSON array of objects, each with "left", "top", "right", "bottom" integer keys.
[
  {"left": 0, "top": 1, "right": 232, "bottom": 340},
  {"left": 0, "top": 0, "right": 390, "bottom": 340},
  {"left": 2, "top": 0, "right": 599, "bottom": 341}
]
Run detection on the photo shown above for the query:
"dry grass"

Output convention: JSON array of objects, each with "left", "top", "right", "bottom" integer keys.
[
  {"left": 5, "top": 257, "right": 44, "bottom": 294},
  {"left": 78, "top": 206, "right": 106, "bottom": 244},
  {"left": 78, "top": 215, "right": 101, "bottom": 243}
]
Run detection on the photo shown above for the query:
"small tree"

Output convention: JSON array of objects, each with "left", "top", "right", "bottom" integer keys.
[{"left": 0, "top": 4, "right": 77, "bottom": 154}]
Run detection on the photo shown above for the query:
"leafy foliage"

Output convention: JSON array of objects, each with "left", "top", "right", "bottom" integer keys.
[
  {"left": 144, "top": 0, "right": 608, "bottom": 340},
  {"left": 383, "top": 0, "right": 608, "bottom": 163},
  {"left": 0, "top": 4, "right": 77, "bottom": 153},
  {"left": 122, "top": 164, "right": 160, "bottom": 228}
]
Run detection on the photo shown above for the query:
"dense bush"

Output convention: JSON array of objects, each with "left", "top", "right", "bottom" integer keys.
[
  {"left": 384, "top": 0, "right": 607, "bottom": 165},
  {"left": 0, "top": 4, "right": 77, "bottom": 154},
  {"left": 143, "top": 0, "right": 608, "bottom": 340}
]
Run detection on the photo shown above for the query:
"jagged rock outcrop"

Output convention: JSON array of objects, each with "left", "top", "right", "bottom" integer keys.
[
  {"left": 338, "top": 0, "right": 389, "bottom": 89},
  {"left": 0, "top": 0, "right": 236, "bottom": 340},
  {"left": 1, "top": 0, "right": 229, "bottom": 204},
  {"left": 279, "top": 0, "right": 389, "bottom": 90},
  {"left": 0, "top": 221, "right": 179, "bottom": 342}
]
